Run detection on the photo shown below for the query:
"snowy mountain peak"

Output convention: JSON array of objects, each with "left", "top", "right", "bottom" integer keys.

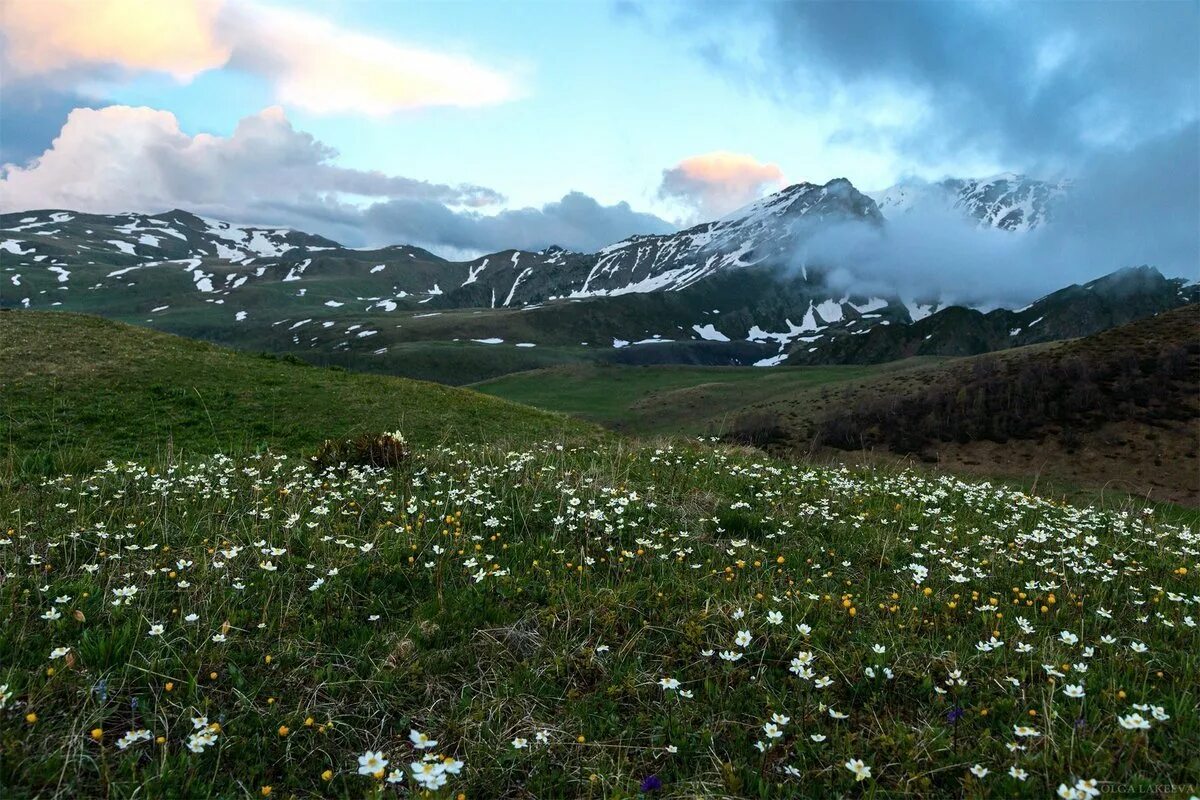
[{"left": 872, "top": 173, "right": 1068, "bottom": 232}]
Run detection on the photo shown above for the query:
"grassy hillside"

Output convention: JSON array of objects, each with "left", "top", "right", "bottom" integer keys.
[
  {"left": 811, "top": 306, "right": 1200, "bottom": 505},
  {"left": 2, "top": 309, "right": 1198, "bottom": 798},
  {"left": 474, "top": 358, "right": 948, "bottom": 434},
  {"left": 0, "top": 310, "right": 596, "bottom": 476}
]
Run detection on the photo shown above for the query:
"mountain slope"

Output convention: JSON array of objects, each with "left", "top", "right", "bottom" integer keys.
[
  {"left": 0, "top": 310, "right": 596, "bottom": 474},
  {"left": 1, "top": 176, "right": 1192, "bottom": 381},
  {"left": 872, "top": 173, "right": 1068, "bottom": 231}
]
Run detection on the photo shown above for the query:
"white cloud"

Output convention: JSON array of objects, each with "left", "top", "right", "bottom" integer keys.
[
  {"left": 0, "top": 0, "right": 518, "bottom": 114},
  {"left": 0, "top": 104, "right": 673, "bottom": 255},
  {"left": 0, "top": 105, "right": 501, "bottom": 216},
  {"left": 226, "top": 4, "right": 517, "bottom": 115}
]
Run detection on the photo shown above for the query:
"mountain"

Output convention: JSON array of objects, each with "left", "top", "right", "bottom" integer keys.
[
  {"left": 0, "top": 176, "right": 1191, "bottom": 382},
  {"left": 872, "top": 172, "right": 1069, "bottom": 231}
]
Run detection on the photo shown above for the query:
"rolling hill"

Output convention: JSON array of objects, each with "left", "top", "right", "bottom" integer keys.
[{"left": 0, "top": 310, "right": 596, "bottom": 476}]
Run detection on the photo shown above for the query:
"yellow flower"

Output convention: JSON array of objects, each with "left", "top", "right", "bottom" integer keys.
[
  {"left": 25, "top": 712, "right": 37, "bottom": 724},
  {"left": 260, "top": 786, "right": 272, "bottom": 797},
  {"left": 90, "top": 728, "right": 103, "bottom": 740},
  {"left": 278, "top": 725, "right": 289, "bottom": 737},
  {"left": 321, "top": 770, "right": 333, "bottom": 782}
]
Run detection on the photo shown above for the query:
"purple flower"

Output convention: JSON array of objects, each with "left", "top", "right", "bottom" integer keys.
[
  {"left": 946, "top": 706, "right": 964, "bottom": 724},
  {"left": 640, "top": 774, "right": 663, "bottom": 793}
]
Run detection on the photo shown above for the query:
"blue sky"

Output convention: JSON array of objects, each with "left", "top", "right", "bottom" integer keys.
[{"left": 0, "top": 0, "right": 1196, "bottom": 258}]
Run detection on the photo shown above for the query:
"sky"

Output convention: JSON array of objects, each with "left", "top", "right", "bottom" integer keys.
[{"left": 0, "top": 0, "right": 1197, "bottom": 266}]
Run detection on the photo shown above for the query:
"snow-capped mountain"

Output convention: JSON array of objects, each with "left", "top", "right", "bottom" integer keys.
[
  {"left": 1, "top": 176, "right": 1190, "bottom": 381},
  {"left": 872, "top": 173, "right": 1068, "bottom": 232}
]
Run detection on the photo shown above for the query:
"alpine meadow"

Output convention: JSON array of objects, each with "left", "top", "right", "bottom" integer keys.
[{"left": 1, "top": 2, "right": 1198, "bottom": 799}]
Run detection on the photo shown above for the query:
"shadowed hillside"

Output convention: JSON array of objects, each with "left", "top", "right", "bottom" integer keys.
[{"left": 814, "top": 306, "right": 1200, "bottom": 503}]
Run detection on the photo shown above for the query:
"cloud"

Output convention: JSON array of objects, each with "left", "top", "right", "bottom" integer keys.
[
  {"left": 1, "top": 0, "right": 229, "bottom": 80},
  {"left": 658, "top": 151, "right": 785, "bottom": 219},
  {"left": 0, "top": 0, "right": 518, "bottom": 115},
  {"left": 0, "top": 105, "right": 672, "bottom": 255},
  {"left": 0, "top": 104, "right": 501, "bottom": 217},
  {"left": 798, "top": 123, "right": 1200, "bottom": 305},
  {"left": 359, "top": 192, "right": 675, "bottom": 255},
  {"left": 225, "top": 4, "right": 516, "bottom": 116},
  {"left": 658, "top": 1, "right": 1199, "bottom": 169}
]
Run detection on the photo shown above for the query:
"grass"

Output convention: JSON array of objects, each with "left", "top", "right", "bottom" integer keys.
[
  {"left": 473, "top": 359, "right": 946, "bottom": 435},
  {"left": 2, "top": 309, "right": 1198, "bottom": 798},
  {"left": 0, "top": 311, "right": 597, "bottom": 477},
  {"left": 2, "top": 440, "right": 1197, "bottom": 798}
]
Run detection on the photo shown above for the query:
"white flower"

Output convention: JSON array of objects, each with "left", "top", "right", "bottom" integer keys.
[
  {"left": 810, "top": 734, "right": 826, "bottom": 742},
  {"left": 970, "top": 764, "right": 989, "bottom": 778},
  {"left": 41, "top": 608, "right": 62, "bottom": 621},
  {"left": 845, "top": 758, "right": 871, "bottom": 781},
  {"left": 734, "top": 630, "right": 752, "bottom": 647},
  {"left": 1062, "top": 684, "right": 1086, "bottom": 698},
  {"left": 49, "top": 646, "right": 70, "bottom": 660},
  {"left": 211, "top": 633, "right": 227, "bottom": 643},
  {"left": 762, "top": 722, "right": 783, "bottom": 739},
  {"left": 1130, "top": 641, "right": 1148, "bottom": 653},
  {"left": 116, "top": 729, "right": 151, "bottom": 750},
  {"left": 658, "top": 677, "right": 680, "bottom": 691},
  {"left": 148, "top": 624, "right": 164, "bottom": 637},
  {"left": 766, "top": 610, "right": 783, "bottom": 625},
  {"left": 358, "top": 750, "right": 388, "bottom": 775},
  {"left": 1059, "top": 631, "right": 1079, "bottom": 645},
  {"left": 1013, "top": 725, "right": 1040, "bottom": 737},
  {"left": 511, "top": 737, "right": 528, "bottom": 749},
  {"left": 1118, "top": 713, "right": 1151, "bottom": 730},
  {"left": 409, "top": 729, "right": 438, "bottom": 749},
  {"left": 386, "top": 769, "right": 404, "bottom": 784},
  {"left": 1009, "top": 766, "right": 1028, "bottom": 781}
]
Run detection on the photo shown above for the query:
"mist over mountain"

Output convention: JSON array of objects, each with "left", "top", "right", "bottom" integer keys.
[{"left": 803, "top": 123, "right": 1200, "bottom": 306}]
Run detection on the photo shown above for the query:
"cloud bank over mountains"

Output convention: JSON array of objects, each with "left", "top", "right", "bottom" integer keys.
[{"left": 0, "top": 104, "right": 673, "bottom": 256}]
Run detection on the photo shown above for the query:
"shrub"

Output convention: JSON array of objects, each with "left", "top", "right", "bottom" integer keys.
[{"left": 311, "top": 430, "right": 410, "bottom": 473}]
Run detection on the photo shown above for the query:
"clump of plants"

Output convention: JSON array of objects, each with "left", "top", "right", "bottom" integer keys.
[{"left": 311, "top": 429, "right": 410, "bottom": 473}]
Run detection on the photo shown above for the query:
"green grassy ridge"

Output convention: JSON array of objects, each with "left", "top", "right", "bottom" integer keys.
[{"left": 0, "top": 310, "right": 598, "bottom": 477}]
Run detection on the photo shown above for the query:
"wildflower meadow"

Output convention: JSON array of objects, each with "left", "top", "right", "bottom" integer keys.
[{"left": 2, "top": 437, "right": 1197, "bottom": 797}]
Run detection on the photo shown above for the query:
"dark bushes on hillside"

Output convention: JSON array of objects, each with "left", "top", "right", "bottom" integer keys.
[{"left": 818, "top": 307, "right": 1199, "bottom": 454}]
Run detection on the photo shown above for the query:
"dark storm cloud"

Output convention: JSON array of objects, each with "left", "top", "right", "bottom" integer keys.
[{"left": 665, "top": 0, "right": 1199, "bottom": 167}]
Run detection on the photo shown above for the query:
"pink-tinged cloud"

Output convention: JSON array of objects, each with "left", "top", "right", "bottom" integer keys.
[
  {"left": 0, "top": 0, "right": 518, "bottom": 114},
  {"left": 658, "top": 151, "right": 786, "bottom": 219},
  {"left": 2, "top": 0, "right": 230, "bottom": 81},
  {"left": 0, "top": 105, "right": 502, "bottom": 215}
]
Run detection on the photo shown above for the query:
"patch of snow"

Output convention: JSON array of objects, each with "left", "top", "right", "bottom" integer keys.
[{"left": 692, "top": 323, "right": 730, "bottom": 342}]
